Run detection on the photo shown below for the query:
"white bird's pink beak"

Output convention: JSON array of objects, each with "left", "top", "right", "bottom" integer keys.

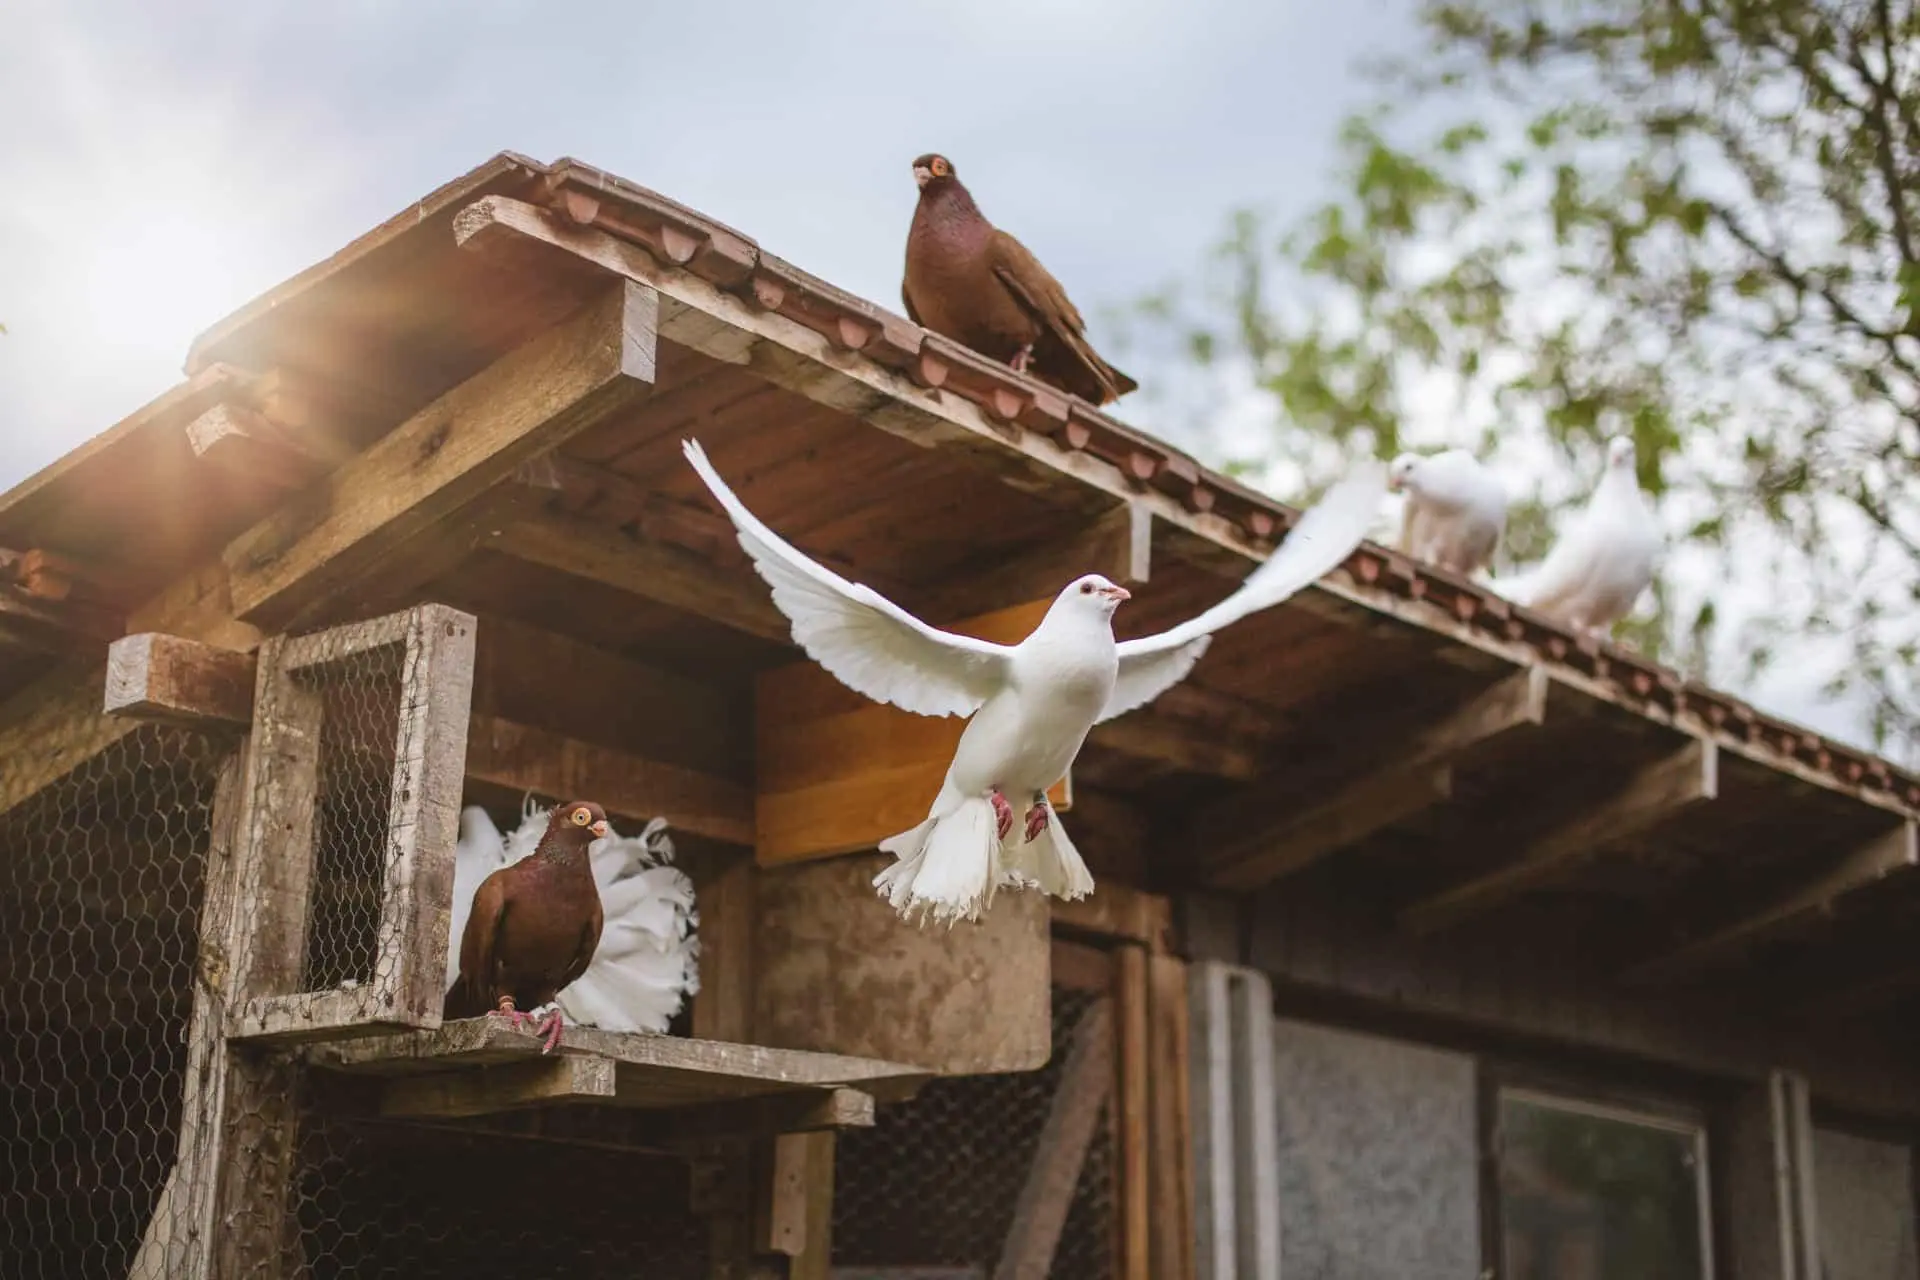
[{"left": 1099, "top": 585, "right": 1131, "bottom": 602}]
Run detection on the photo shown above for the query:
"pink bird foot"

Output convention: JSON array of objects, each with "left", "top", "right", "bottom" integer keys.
[
  {"left": 1024, "top": 800, "right": 1049, "bottom": 843},
  {"left": 990, "top": 788, "right": 1014, "bottom": 840},
  {"left": 1008, "top": 345, "right": 1033, "bottom": 375},
  {"left": 531, "top": 1006, "right": 567, "bottom": 1055}
]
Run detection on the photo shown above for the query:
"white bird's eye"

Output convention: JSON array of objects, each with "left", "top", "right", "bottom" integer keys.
[{"left": 1079, "top": 583, "right": 1093, "bottom": 595}]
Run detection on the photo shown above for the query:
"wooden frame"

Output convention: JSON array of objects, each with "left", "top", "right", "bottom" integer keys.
[{"left": 227, "top": 603, "right": 476, "bottom": 1042}]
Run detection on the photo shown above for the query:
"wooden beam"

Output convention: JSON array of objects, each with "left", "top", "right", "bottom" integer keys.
[
  {"left": 993, "top": 998, "right": 1114, "bottom": 1280},
  {"left": 1196, "top": 667, "right": 1549, "bottom": 888},
  {"left": 218, "top": 279, "right": 657, "bottom": 627},
  {"left": 918, "top": 499, "right": 1154, "bottom": 622},
  {"left": 184, "top": 403, "right": 326, "bottom": 492},
  {"left": 1147, "top": 953, "right": 1197, "bottom": 1280},
  {"left": 0, "top": 664, "right": 136, "bottom": 816},
  {"left": 381, "top": 1055, "right": 618, "bottom": 1118},
  {"left": 104, "top": 633, "right": 255, "bottom": 729},
  {"left": 1401, "top": 738, "right": 1720, "bottom": 935},
  {"left": 497, "top": 507, "right": 789, "bottom": 642},
  {"left": 385, "top": 1084, "right": 874, "bottom": 1152},
  {"left": 1624, "top": 821, "right": 1920, "bottom": 985},
  {"left": 1115, "top": 946, "right": 1151, "bottom": 1280},
  {"left": 1052, "top": 882, "right": 1174, "bottom": 951},
  {"left": 464, "top": 713, "right": 754, "bottom": 846}
]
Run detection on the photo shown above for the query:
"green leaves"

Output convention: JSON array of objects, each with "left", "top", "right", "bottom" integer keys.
[{"left": 1128, "top": 0, "right": 1920, "bottom": 759}]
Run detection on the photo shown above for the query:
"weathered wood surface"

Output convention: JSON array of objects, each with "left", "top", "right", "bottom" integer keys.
[
  {"left": 1722, "top": 1072, "right": 1820, "bottom": 1280},
  {"left": 398, "top": 1085, "right": 875, "bottom": 1150},
  {"left": 184, "top": 403, "right": 325, "bottom": 492},
  {"left": 1197, "top": 666, "right": 1548, "bottom": 888},
  {"left": 0, "top": 663, "right": 135, "bottom": 816},
  {"left": 754, "top": 851, "right": 1051, "bottom": 1074},
  {"left": 464, "top": 713, "right": 753, "bottom": 845},
  {"left": 992, "top": 998, "right": 1113, "bottom": 1280},
  {"left": 104, "top": 633, "right": 256, "bottom": 728},
  {"left": 1115, "top": 946, "right": 1152, "bottom": 1280},
  {"left": 309, "top": 1018, "right": 928, "bottom": 1099},
  {"left": 1052, "top": 882, "right": 1173, "bottom": 951},
  {"left": 1147, "top": 953, "right": 1197, "bottom": 1280},
  {"left": 690, "top": 855, "right": 756, "bottom": 1043},
  {"left": 382, "top": 1054, "right": 618, "bottom": 1118},
  {"left": 1625, "top": 821, "right": 1920, "bottom": 984},
  {"left": 1401, "top": 737, "right": 1720, "bottom": 934},
  {"left": 755, "top": 597, "right": 1067, "bottom": 866}
]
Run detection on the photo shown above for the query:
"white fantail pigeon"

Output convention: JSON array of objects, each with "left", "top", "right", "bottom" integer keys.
[
  {"left": 446, "top": 800, "right": 700, "bottom": 1034},
  {"left": 1496, "top": 436, "right": 1662, "bottom": 641},
  {"left": 683, "top": 438, "right": 1389, "bottom": 925},
  {"left": 1388, "top": 449, "right": 1508, "bottom": 577}
]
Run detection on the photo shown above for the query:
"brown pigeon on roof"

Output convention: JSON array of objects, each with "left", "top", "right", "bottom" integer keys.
[
  {"left": 902, "top": 153, "right": 1139, "bottom": 407},
  {"left": 444, "top": 799, "right": 609, "bottom": 1053}
]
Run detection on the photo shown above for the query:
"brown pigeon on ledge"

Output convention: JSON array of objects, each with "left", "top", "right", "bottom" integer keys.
[
  {"left": 902, "top": 153, "right": 1139, "bottom": 407},
  {"left": 444, "top": 800, "right": 609, "bottom": 1053}
]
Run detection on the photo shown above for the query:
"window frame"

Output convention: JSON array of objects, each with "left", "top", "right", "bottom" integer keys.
[{"left": 1477, "top": 1064, "right": 1718, "bottom": 1280}]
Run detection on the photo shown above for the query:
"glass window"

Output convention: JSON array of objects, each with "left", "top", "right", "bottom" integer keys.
[{"left": 1495, "top": 1089, "right": 1711, "bottom": 1280}]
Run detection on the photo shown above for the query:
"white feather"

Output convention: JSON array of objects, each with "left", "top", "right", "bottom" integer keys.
[
  {"left": 1389, "top": 449, "right": 1508, "bottom": 577},
  {"left": 446, "top": 802, "right": 699, "bottom": 1034},
  {"left": 1497, "top": 437, "right": 1662, "bottom": 640},
  {"left": 687, "top": 437, "right": 1389, "bottom": 923}
]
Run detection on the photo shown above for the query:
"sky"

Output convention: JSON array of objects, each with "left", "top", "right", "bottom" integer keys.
[{"left": 0, "top": 0, "right": 1881, "bottom": 752}]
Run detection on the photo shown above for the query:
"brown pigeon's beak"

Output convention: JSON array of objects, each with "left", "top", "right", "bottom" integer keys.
[
  {"left": 590, "top": 819, "right": 610, "bottom": 838},
  {"left": 1099, "top": 585, "right": 1131, "bottom": 602},
  {"left": 913, "top": 165, "right": 933, "bottom": 188}
]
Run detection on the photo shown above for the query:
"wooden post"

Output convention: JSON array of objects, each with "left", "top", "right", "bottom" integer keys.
[
  {"left": 1147, "top": 953, "right": 1197, "bottom": 1280},
  {"left": 691, "top": 855, "right": 756, "bottom": 1045},
  {"left": 1114, "top": 946, "right": 1152, "bottom": 1280}
]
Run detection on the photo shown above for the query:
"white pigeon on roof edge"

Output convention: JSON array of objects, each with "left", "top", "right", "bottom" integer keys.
[
  {"left": 1495, "top": 436, "right": 1662, "bottom": 642},
  {"left": 683, "top": 437, "right": 1389, "bottom": 926},
  {"left": 1388, "top": 448, "right": 1508, "bottom": 578}
]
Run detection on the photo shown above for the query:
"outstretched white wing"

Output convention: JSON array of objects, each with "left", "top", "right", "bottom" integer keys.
[
  {"left": 1098, "top": 461, "right": 1388, "bottom": 723},
  {"left": 685, "top": 438, "right": 1015, "bottom": 718}
]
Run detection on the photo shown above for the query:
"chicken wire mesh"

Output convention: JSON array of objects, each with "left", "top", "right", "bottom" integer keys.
[
  {"left": 833, "top": 984, "right": 1115, "bottom": 1279},
  {"left": 0, "top": 722, "right": 223, "bottom": 1278},
  {"left": 283, "top": 1083, "right": 709, "bottom": 1279}
]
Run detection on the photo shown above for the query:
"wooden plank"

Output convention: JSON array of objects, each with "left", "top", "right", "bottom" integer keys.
[
  {"left": 992, "top": 998, "right": 1114, "bottom": 1280},
  {"left": 1196, "top": 666, "right": 1548, "bottom": 888},
  {"left": 1723, "top": 1071, "right": 1819, "bottom": 1280},
  {"left": 1147, "top": 953, "right": 1197, "bottom": 1280},
  {"left": 498, "top": 506, "right": 788, "bottom": 641},
  {"left": 1205, "top": 765, "right": 1454, "bottom": 890},
  {"left": 184, "top": 402, "right": 325, "bottom": 492},
  {"left": 381, "top": 1055, "right": 618, "bottom": 1118},
  {"left": 761, "top": 1130, "right": 836, "bottom": 1264},
  {"left": 917, "top": 499, "right": 1153, "bottom": 622},
  {"left": 1400, "top": 738, "right": 1720, "bottom": 935},
  {"left": 1624, "top": 821, "right": 1920, "bottom": 984},
  {"left": 310, "top": 1018, "right": 929, "bottom": 1097},
  {"left": 1051, "top": 938, "right": 1113, "bottom": 994},
  {"left": 0, "top": 663, "right": 135, "bottom": 816},
  {"left": 104, "top": 633, "right": 256, "bottom": 729},
  {"left": 1115, "top": 945, "right": 1151, "bottom": 1280},
  {"left": 1052, "top": 882, "right": 1174, "bottom": 951},
  {"left": 755, "top": 851, "right": 1051, "bottom": 1075},
  {"left": 464, "top": 713, "right": 754, "bottom": 846},
  {"left": 219, "top": 279, "right": 657, "bottom": 627},
  {"left": 407, "top": 1086, "right": 874, "bottom": 1151},
  {"left": 792, "top": 1132, "right": 837, "bottom": 1280},
  {"left": 755, "top": 597, "right": 1066, "bottom": 866},
  {"left": 378, "top": 604, "right": 477, "bottom": 1027},
  {"left": 691, "top": 857, "right": 756, "bottom": 1043}
]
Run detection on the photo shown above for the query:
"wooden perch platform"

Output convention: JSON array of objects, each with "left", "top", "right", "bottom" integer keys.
[{"left": 306, "top": 1019, "right": 931, "bottom": 1122}]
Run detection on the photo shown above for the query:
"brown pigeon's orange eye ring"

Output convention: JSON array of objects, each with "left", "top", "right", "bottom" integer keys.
[
  {"left": 930, "top": 157, "right": 950, "bottom": 177},
  {"left": 571, "top": 807, "right": 592, "bottom": 826}
]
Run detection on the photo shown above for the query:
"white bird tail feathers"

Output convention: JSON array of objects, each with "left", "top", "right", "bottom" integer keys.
[
  {"left": 874, "top": 791, "right": 1091, "bottom": 927},
  {"left": 447, "top": 802, "right": 700, "bottom": 1034}
]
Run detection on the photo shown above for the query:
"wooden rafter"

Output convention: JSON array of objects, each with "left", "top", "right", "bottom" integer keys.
[
  {"left": 104, "top": 633, "right": 256, "bottom": 730},
  {"left": 1400, "top": 738, "right": 1721, "bottom": 936},
  {"left": 1195, "top": 667, "right": 1549, "bottom": 889},
  {"left": 1624, "top": 821, "right": 1920, "bottom": 985},
  {"left": 183, "top": 403, "right": 328, "bottom": 492}
]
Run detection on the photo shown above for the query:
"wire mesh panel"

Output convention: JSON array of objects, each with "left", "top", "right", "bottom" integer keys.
[
  {"left": 287, "top": 1086, "right": 709, "bottom": 1279},
  {"left": 230, "top": 604, "right": 475, "bottom": 1043},
  {"left": 834, "top": 984, "right": 1116, "bottom": 1280},
  {"left": 0, "top": 723, "right": 223, "bottom": 1278}
]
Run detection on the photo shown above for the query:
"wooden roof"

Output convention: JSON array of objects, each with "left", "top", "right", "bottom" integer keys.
[{"left": 3, "top": 151, "right": 1918, "bottom": 1047}]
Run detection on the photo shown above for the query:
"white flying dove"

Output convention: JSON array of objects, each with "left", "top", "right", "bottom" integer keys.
[
  {"left": 1497, "top": 436, "right": 1661, "bottom": 641},
  {"left": 1388, "top": 448, "right": 1508, "bottom": 577},
  {"left": 684, "top": 438, "right": 1388, "bottom": 925}
]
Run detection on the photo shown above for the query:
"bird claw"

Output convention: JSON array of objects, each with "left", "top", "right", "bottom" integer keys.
[
  {"left": 990, "top": 789, "right": 1014, "bottom": 840},
  {"left": 1023, "top": 802, "right": 1049, "bottom": 843},
  {"left": 532, "top": 1006, "right": 566, "bottom": 1055},
  {"left": 488, "top": 1001, "right": 534, "bottom": 1034}
]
